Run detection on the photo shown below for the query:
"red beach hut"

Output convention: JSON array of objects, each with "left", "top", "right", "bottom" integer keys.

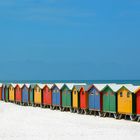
[
  {"left": 79, "top": 85, "right": 90, "bottom": 114},
  {"left": 42, "top": 84, "right": 53, "bottom": 108},
  {"left": 135, "top": 86, "right": 140, "bottom": 121},
  {"left": 15, "top": 84, "right": 24, "bottom": 104}
]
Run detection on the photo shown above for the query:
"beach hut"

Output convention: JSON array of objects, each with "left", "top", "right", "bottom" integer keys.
[
  {"left": 101, "top": 84, "right": 121, "bottom": 118},
  {"left": 22, "top": 84, "right": 30, "bottom": 105},
  {"left": 79, "top": 85, "right": 90, "bottom": 114},
  {"left": 0, "top": 83, "right": 2, "bottom": 100},
  {"left": 88, "top": 84, "right": 104, "bottom": 115},
  {"left": 42, "top": 84, "right": 53, "bottom": 108},
  {"left": 34, "top": 84, "right": 42, "bottom": 106},
  {"left": 29, "top": 84, "right": 35, "bottom": 106},
  {"left": 61, "top": 83, "right": 74, "bottom": 111},
  {"left": 8, "top": 84, "right": 16, "bottom": 103},
  {"left": 117, "top": 84, "right": 138, "bottom": 120},
  {"left": 2, "top": 84, "right": 5, "bottom": 101},
  {"left": 15, "top": 84, "right": 24, "bottom": 104},
  {"left": 4, "top": 84, "right": 9, "bottom": 102},
  {"left": 51, "top": 83, "right": 64, "bottom": 110},
  {"left": 133, "top": 86, "right": 140, "bottom": 121}
]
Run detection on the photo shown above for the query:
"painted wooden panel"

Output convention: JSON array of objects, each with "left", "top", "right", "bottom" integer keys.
[
  {"left": 88, "top": 87, "right": 100, "bottom": 111},
  {"left": 136, "top": 90, "right": 140, "bottom": 115},
  {"left": 5, "top": 86, "right": 9, "bottom": 102},
  {"left": 80, "top": 88, "right": 88, "bottom": 109},
  {"left": 62, "top": 85, "right": 71, "bottom": 108},
  {"left": 15, "top": 85, "right": 22, "bottom": 102},
  {"left": 117, "top": 87, "right": 133, "bottom": 114},
  {"left": 29, "top": 88, "right": 34, "bottom": 104},
  {"left": 52, "top": 86, "right": 61, "bottom": 106},
  {"left": 72, "top": 87, "right": 79, "bottom": 109},
  {"left": 34, "top": 85, "right": 42, "bottom": 104},
  {"left": 9, "top": 85, "right": 15, "bottom": 102},
  {"left": 42, "top": 86, "right": 52, "bottom": 105},
  {"left": 22, "top": 86, "right": 29, "bottom": 103}
]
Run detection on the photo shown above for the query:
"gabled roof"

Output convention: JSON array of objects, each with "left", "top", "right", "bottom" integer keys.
[
  {"left": 53, "top": 83, "right": 64, "bottom": 90},
  {"left": 37, "top": 84, "right": 46, "bottom": 89},
  {"left": 93, "top": 84, "right": 108, "bottom": 91},
  {"left": 29, "top": 84, "right": 36, "bottom": 89},
  {"left": 24, "top": 84, "right": 30, "bottom": 88},
  {"left": 16, "top": 84, "right": 24, "bottom": 88},
  {"left": 9, "top": 83, "right": 17, "bottom": 88},
  {"left": 134, "top": 86, "right": 140, "bottom": 93},
  {"left": 117, "top": 84, "right": 140, "bottom": 93},
  {"left": 102, "top": 84, "right": 122, "bottom": 92},
  {"left": 47, "top": 84, "right": 53, "bottom": 89}
]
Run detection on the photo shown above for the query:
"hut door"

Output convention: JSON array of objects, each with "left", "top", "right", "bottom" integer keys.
[
  {"left": 103, "top": 91, "right": 109, "bottom": 112},
  {"left": 67, "top": 91, "right": 71, "bottom": 107},
  {"left": 109, "top": 91, "right": 116, "bottom": 112},
  {"left": 94, "top": 91, "right": 100, "bottom": 110},
  {"left": 52, "top": 91, "right": 56, "bottom": 105}
]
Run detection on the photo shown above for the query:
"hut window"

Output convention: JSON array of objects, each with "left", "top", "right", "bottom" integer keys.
[
  {"left": 95, "top": 92, "right": 98, "bottom": 95},
  {"left": 120, "top": 92, "right": 123, "bottom": 97},
  {"left": 105, "top": 93, "right": 108, "bottom": 96},
  {"left": 110, "top": 92, "right": 114, "bottom": 96},
  {"left": 91, "top": 92, "right": 94, "bottom": 95},
  {"left": 127, "top": 92, "right": 130, "bottom": 98},
  {"left": 82, "top": 91, "right": 84, "bottom": 95},
  {"left": 74, "top": 91, "right": 76, "bottom": 94}
]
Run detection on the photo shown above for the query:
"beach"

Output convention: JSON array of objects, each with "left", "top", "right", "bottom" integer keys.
[{"left": 0, "top": 101, "right": 140, "bottom": 140}]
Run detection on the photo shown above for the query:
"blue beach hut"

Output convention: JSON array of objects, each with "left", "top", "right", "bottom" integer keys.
[
  {"left": 88, "top": 84, "right": 107, "bottom": 116},
  {"left": 22, "top": 84, "right": 30, "bottom": 105},
  {"left": 51, "top": 83, "right": 64, "bottom": 110}
]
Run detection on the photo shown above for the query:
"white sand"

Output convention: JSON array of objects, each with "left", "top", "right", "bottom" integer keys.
[{"left": 0, "top": 101, "right": 140, "bottom": 140}]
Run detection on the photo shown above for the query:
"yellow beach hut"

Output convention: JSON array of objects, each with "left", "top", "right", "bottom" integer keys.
[
  {"left": 8, "top": 83, "right": 17, "bottom": 102},
  {"left": 117, "top": 84, "right": 138, "bottom": 120},
  {"left": 34, "top": 84, "right": 43, "bottom": 106}
]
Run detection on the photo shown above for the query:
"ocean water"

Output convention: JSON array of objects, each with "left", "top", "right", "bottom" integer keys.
[{"left": 0, "top": 80, "right": 140, "bottom": 85}]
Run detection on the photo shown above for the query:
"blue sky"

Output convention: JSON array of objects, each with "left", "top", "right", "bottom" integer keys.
[{"left": 0, "top": 0, "right": 140, "bottom": 80}]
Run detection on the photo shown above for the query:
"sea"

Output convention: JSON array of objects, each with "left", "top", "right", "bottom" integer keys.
[{"left": 0, "top": 80, "right": 140, "bottom": 85}]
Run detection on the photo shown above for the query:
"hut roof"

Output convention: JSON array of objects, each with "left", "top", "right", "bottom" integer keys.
[
  {"left": 93, "top": 84, "right": 108, "bottom": 91},
  {"left": 47, "top": 84, "right": 53, "bottom": 89},
  {"left": 29, "top": 84, "right": 36, "bottom": 89},
  {"left": 37, "top": 84, "right": 46, "bottom": 89},
  {"left": 102, "top": 84, "right": 122, "bottom": 92},
  {"left": 117, "top": 84, "right": 140, "bottom": 93},
  {"left": 16, "top": 84, "right": 24, "bottom": 88},
  {"left": 10, "top": 83, "right": 17, "bottom": 88},
  {"left": 54, "top": 83, "right": 65, "bottom": 90},
  {"left": 24, "top": 84, "right": 30, "bottom": 88}
]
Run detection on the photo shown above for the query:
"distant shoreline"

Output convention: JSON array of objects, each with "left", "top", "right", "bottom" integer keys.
[{"left": 0, "top": 80, "right": 140, "bottom": 85}]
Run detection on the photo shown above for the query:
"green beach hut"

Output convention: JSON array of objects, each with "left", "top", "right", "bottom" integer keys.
[{"left": 101, "top": 84, "right": 121, "bottom": 118}]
